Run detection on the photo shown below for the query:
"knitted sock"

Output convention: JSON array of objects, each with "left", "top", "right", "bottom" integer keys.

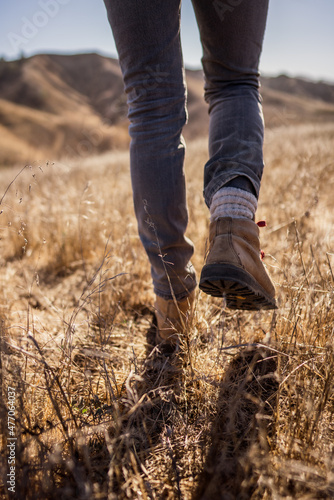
[{"left": 210, "top": 187, "right": 257, "bottom": 222}]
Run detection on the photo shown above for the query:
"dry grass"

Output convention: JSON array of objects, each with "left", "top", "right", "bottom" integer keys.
[{"left": 0, "top": 122, "right": 334, "bottom": 499}]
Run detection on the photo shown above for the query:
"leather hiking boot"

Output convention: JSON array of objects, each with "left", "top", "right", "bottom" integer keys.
[
  {"left": 199, "top": 217, "right": 277, "bottom": 310},
  {"left": 154, "top": 290, "right": 195, "bottom": 348}
]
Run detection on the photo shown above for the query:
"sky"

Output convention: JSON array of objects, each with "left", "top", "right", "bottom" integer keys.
[{"left": 1, "top": 0, "right": 334, "bottom": 83}]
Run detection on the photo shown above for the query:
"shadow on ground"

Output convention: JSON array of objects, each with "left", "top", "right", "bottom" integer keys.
[{"left": 193, "top": 347, "right": 278, "bottom": 500}]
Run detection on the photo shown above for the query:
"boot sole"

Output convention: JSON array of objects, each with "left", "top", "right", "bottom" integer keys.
[{"left": 199, "top": 263, "right": 277, "bottom": 310}]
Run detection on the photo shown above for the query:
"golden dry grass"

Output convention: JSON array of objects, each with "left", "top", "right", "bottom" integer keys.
[{"left": 0, "top": 122, "right": 334, "bottom": 499}]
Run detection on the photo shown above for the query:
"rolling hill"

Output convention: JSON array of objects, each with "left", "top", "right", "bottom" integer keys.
[{"left": 0, "top": 53, "right": 334, "bottom": 166}]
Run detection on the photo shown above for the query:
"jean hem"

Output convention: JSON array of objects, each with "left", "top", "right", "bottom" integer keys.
[
  {"left": 154, "top": 283, "right": 197, "bottom": 302},
  {"left": 204, "top": 166, "right": 261, "bottom": 207}
]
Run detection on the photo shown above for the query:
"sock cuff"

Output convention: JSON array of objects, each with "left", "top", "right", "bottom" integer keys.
[{"left": 210, "top": 187, "right": 257, "bottom": 221}]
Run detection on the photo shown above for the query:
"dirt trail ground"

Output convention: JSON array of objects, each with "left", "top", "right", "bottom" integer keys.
[{"left": 0, "top": 122, "right": 334, "bottom": 499}]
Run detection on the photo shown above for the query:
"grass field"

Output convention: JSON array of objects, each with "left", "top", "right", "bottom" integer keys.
[{"left": 0, "top": 121, "right": 334, "bottom": 499}]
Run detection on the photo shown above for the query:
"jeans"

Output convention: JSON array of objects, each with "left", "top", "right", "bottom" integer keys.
[{"left": 103, "top": 0, "right": 269, "bottom": 300}]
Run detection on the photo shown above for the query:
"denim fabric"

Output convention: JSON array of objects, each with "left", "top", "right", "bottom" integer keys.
[{"left": 103, "top": 0, "right": 269, "bottom": 300}]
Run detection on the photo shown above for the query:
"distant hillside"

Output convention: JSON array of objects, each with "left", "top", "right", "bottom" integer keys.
[
  {"left": 1, "top": 53, "right": 334, "bottom": 166},
  {"left": 261, "top": 74, "right": 334, "bottom": 104},
  {"left": 0, "top": 53, "right": 129, "bottom": 166},
  {"left": 260, "top": 74, "right": 334, "bottom": 128}
]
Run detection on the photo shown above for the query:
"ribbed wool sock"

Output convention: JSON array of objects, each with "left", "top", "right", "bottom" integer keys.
[{"left": 210, "top": 187, "right": 257, "bottom": 222}]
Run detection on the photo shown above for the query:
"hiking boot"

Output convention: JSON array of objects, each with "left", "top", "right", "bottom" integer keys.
[
  {"left": 199, "top": 217, "right": 277, "bottom": 310},
  {"left": 154, "top": 290, "right": 195, "bottom": 349}
]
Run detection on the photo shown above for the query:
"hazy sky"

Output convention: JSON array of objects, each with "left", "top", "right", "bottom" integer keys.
[{"left": 1, "top": 0, "right": 334, "bottom": 82}]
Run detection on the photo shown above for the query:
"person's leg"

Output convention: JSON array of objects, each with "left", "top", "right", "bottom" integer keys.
[
  {"left": 103, "top": 0, "right": 196, "bottom": 301},
  {"left": 191, "top": 0, "right": 276, "bottom": 309},
  {"left": 191, "top": 0, "right": 269, "bottom": 203}
]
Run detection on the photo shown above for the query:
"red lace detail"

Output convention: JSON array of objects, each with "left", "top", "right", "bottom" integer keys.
[{"left": 257, "top": 222, "right": 266, "bottom": 259}]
